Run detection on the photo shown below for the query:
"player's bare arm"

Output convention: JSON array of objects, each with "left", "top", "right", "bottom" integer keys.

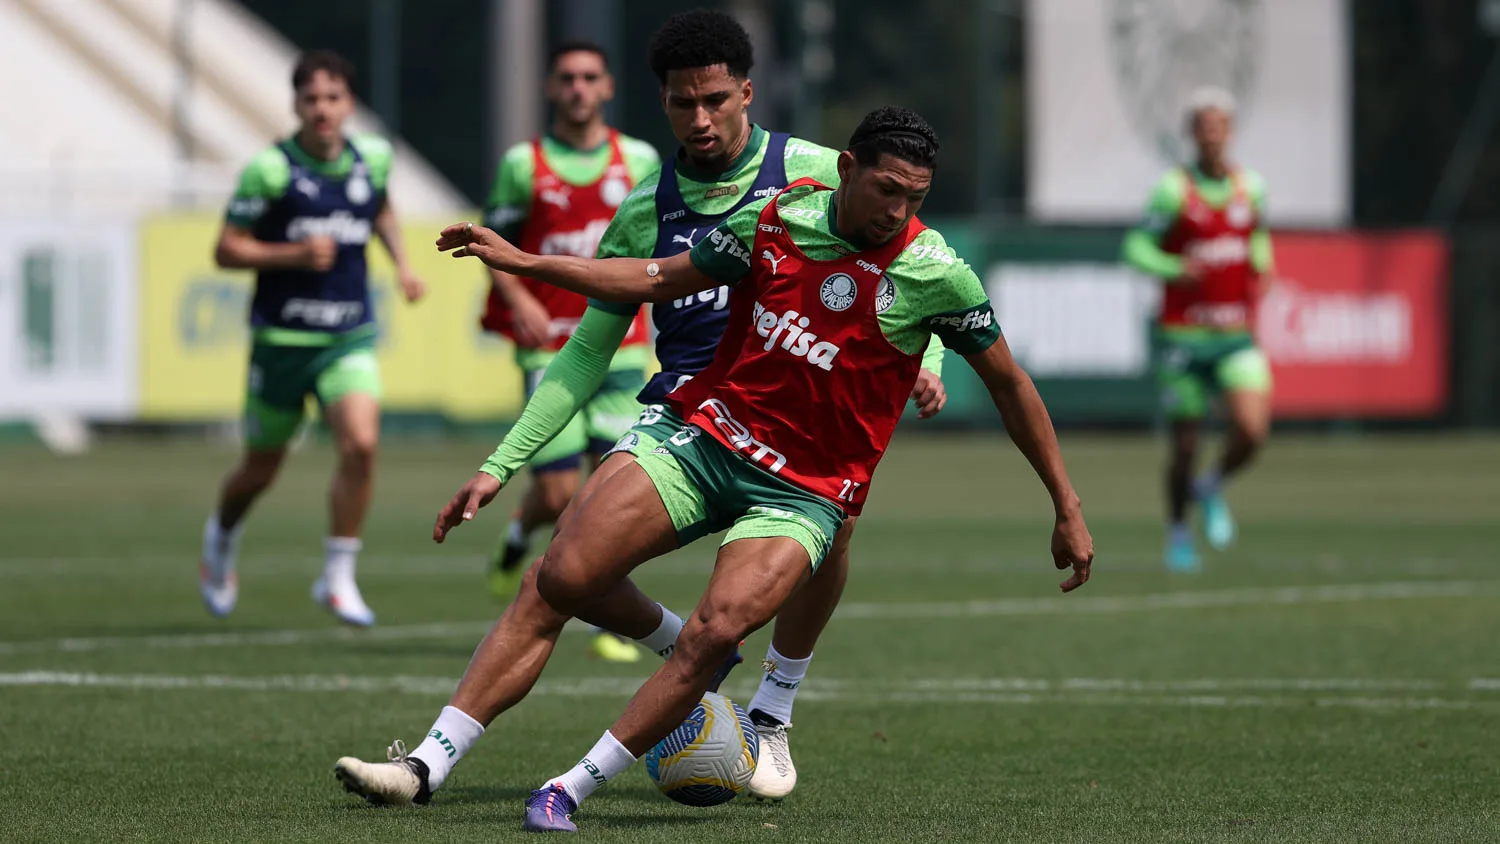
[
  {"left": 964, "top": 334, "right": 1094, "bottom": 591},
  {"left": 488, "top": 268, "right": 552, "bottom": 347},
  {"left": 215, "top": 222, "right": 335, "bottom": 272},
  {"left": 372, "top": 200, "right": 427, "bottom": 303},
  {"left": 437, "top": 222, "right": 716, "bottom": 303}
]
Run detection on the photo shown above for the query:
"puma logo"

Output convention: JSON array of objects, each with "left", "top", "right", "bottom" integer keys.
[
  {"left": 671, "top": 228, "right": 700, "bottom": 249},
  {"left": 762, "top": 250, "right": 786, "bottom": 274}
]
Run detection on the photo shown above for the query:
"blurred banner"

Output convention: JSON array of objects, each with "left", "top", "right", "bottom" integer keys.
[
  {"left": 937, "top": 227, "right": 1449, "bottom": 424},
  {"left": 1026, "top": 0, "right": 1350, "bottom": 226},
  {"left": 138, "top": 214, "right": 525, "bottom": 422},
  {"left": 0, "top": 219, "right": 138, "bottom": 421},
  {"left": 1264, "top": 231, "right": 1448, "bottom": 418}
]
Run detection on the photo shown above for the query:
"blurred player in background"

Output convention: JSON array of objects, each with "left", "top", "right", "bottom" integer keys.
[
  {"left": 199, "top": 50, "right": 426, "bottom": 625},
  {"left": 332, "top": 11, "right": 945, "bottom": 808},
  {"left": 478, "top": 41, "right": 660, "bottom": 664},
  {"left": 1122, "top": 87, "right": 1274, "bottom": 572}
]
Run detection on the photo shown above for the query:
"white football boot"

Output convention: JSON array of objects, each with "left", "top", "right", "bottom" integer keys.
[
  {"left": 198, "top": 517, "right": 239, "bottom": 617},
  {"left": 335, "top": 740, "right": 432, "bottom": 805},
  {"left": 312, "top": 573, "right": 376, "bottom": 627},
  {"left": 747, "top": 713, "right": 797, "bottom": 801}
]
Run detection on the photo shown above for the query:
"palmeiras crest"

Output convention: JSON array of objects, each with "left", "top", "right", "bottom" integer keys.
[{"left": 1109, "top": 0, "right": 1264, "bottom": 163}]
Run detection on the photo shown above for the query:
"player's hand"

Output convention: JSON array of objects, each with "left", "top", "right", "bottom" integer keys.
[
  {"left": 398, "top": 268, "right": 427, "bottom": 303},
  {"left": 302, "top": 235, "right": 337, "bottom": 272},
  {"left": 437, "top": 222, "right": 526, "bottom": 273},
  {"left": 508, "top": 290, "right": 554, "bottom": 349},
  {"left": 1177, "top": 259, "right": 1206, "bottom": 284},
  {"left": 1052, "top": 508, "right": 1094, "bottom": 593},
  {"left": 433, "top": 472, "right": 503, "bottom": 543},
  {"left": 911, "top": 369, "right": 947, "bottom": 419}
]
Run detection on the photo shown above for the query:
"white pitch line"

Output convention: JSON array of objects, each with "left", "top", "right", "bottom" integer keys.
[
  {"left": 1, "top": 580, "right": 1492, "bottom": 656},
  {"left": 833, "top": 580, "right": 1500, "bottom": 620},
  {"left": 0, "top": 671, "right": 1494, "bottom": 712}
]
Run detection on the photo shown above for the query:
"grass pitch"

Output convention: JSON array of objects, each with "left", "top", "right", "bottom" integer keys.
[{"left": 0, "top": 432, "right": 1496, "bottom": 842}]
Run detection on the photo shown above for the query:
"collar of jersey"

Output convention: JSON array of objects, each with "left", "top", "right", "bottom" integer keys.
[
  {"left": 775, "top": 186, "right": 876, "bottom": 265},
  {"left": 674, "top": 124, "right": 767, "bottom": 184},
  {"left": 541, "top": 131, "right": 612, "bottom": 157},
  {"left": 284, "top": 134, "right": 355, "bottom": 178}
]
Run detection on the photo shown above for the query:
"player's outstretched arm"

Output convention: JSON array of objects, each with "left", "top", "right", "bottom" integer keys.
[
  {"left": 436, "top": 223, "right": 716, "bottom": 303},
  {"left": 964, "top": 336, "right": 1094, "bottom": 592}
]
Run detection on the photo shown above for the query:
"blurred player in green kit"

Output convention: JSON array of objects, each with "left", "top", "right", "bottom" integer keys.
[
  {"left": 477, "top": 42, "right": 661, "bottom": 662},
  {"left": 199, "top": 51, "right": 426, "bottom": 625},
  {"left": 1123, "top": 87, "right": 1274, "bottom": 572}
]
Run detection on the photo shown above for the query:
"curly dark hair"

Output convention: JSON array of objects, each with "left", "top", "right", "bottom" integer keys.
[
  {"left": 292, "top": 50, "right": 355, "bottom": 92},
  {"left": 847, "top": 106, "right": 941, "bottom": 171},
  {"left": 647, "top": 9, "right": 754, "bottom": 84}
]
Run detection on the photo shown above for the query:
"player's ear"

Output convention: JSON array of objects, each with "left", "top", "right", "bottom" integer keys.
[
  {"left": 740, "top": 76, "right": 754, "bottom": 109},
  {"left": 836, "top": 151, "right": 855, "bottom": 185},
  {"left": 601, "top": 71, "right": 616, "bottom": 102}
]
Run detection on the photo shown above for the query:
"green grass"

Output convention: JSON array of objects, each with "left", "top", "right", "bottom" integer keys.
[{"left": 1, "top": 432, "right": 1497, "bottom": 842}]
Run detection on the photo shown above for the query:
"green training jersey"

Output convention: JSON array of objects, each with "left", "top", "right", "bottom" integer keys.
[
  {"left": 225, "top": 134, "right": 393, "bottom": 229},
  {"left": 482, "top": 133, "right": 662, "bottom": 239},
  {"left": 689, "top": 188, "right": 1001, "bottom": 357},
  {"left": 1123, "top": 166, "right": 1273, "bottom": 281}
]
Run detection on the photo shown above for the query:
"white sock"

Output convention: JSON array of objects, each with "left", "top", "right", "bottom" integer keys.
[
  {"left": 547, "top": 730, "right": 637, "bottom": 804},
  {"left": 203, "top": 515, "right": 244, "bottom": 555},
  {"left": 323, "top": 536, "right": 362, "bottom": 584},
  {"left": 633, "top": 604, "right": 685, "bottom": 659},
  {"left": 409, "top": 705, "right": 485, "bottom": 791},
  {"left": 506, "top": 519, "right": 527, "bottom": 548},
  {"left": 747, "top": 644, "right": 813, "bottom": 725}
]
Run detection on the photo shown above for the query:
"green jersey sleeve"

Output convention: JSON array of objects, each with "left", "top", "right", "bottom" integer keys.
[
  {"left": 224, "top": 146, "right": 291, "bottom": 228},
  {"left": 483, "top": 141, "right": 535, "bottom": 239},
  {"left": 620, "top": 137, "right": 663, "bottom": 184},
  {"left": 1122, "top": 171, "right": 1189, "bottom": 279},
  {"left": 1245, "top": 172, "right": 1274, "bottom": 274},
  {"left": 686, "top": 197, "right": 769, "bottom": 286},
  {"left": 896, "top": 230, "right": 1001, "bottom": 356},
  {"left": 349, "top": 134, "right": 393, "bottom": 192},
  {"left": 782, "top": 137, "right": 842, "bottom": 186},
  {"left": 479, "top": 306, "right": 636, "bottom": 484}
]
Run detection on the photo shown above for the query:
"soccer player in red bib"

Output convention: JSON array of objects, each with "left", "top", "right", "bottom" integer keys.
[
  {"left": 436, "top": 107, "right": 1095, "bottom": 833},
  {"left": 1122, "top": 87, "right": 1274, "bottom": 572},
  {"left": 478, "top": 42, "right": 658, "bottom": 647}
]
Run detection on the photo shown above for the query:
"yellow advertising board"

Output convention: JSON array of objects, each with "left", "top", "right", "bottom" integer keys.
[{"left": 138, "top": 214, "right": 527, "bottom": 421}]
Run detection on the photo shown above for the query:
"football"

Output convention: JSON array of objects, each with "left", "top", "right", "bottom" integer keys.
[{"left": 643, "top": 692, "right": 759, "bottom": 806}]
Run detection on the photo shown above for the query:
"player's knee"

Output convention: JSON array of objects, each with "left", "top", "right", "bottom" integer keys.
[
  {"left": 512, "top": 562, "right": 571, "bottom": 631},
  {"left": 238, "top": 452, "right": 284, "bottom": 491},
  {"left": 539, "top": 483, "right": 575, "bottom": 519},
  {"left": 534, "top": 544, "right": 599, "bottom": 615},
  {"left": 676, "top": 614, "right": 741, "bottom": 672},
  {"left": 337, "top": 434, "right": 378, "bottom": 474}
]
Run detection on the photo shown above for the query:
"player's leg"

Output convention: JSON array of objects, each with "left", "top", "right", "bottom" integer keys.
[
  {"left": 1158, "top": 335, "right": 1208, "bottom": 571},
  {"left": 334, "top": 443, "right": 706, "bottom": 805},
  {"left": 313, "top": 341, "right": 383, "bottom": 626},
  {"left": 745, "top": 515, "right": 855, "bottom": 801},
  {"left": 1195, "top": 345, "right": 1273, "bottom": 550},
  {"left": 580, "top": 367, "right": 652, "bottom": 663},
  {"left": 200, "top": 344, "right": 304, "bottom": 617},
  {"left": 527, "top": 534, "right": 816, "bottom": 832},
  {"left": 489, "top": 363, "right": 585, "bottom": 598}
]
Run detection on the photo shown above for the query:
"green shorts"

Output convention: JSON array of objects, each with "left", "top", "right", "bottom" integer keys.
[
  {"left": 244, "top": 332, "right": 381, "bottom": 450},
  {"left": 629, "top": 410, "right": 846, "bottom": 571},
  {"left": 526, "top": 363, "right": 646, "bottom": 473},
  {"left": 1156, "top": 328, "right": 1273, "bottom": 420}
]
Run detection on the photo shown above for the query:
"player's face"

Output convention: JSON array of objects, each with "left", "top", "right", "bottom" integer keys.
[
  {"left": 661, "top": 65, "right": 754, "bottom": 170},
  {"left": 294, "top": 71, "right": 354, "bottom": 143},
  {"left": 547, "top": 51, "right": 613, "bottom": 127},
  {"left": 1192, "top": 107, "right": 1233, "bottom": 166},
  {"left": 834, "top": 152, "right": 933, "bottom": 248}
]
